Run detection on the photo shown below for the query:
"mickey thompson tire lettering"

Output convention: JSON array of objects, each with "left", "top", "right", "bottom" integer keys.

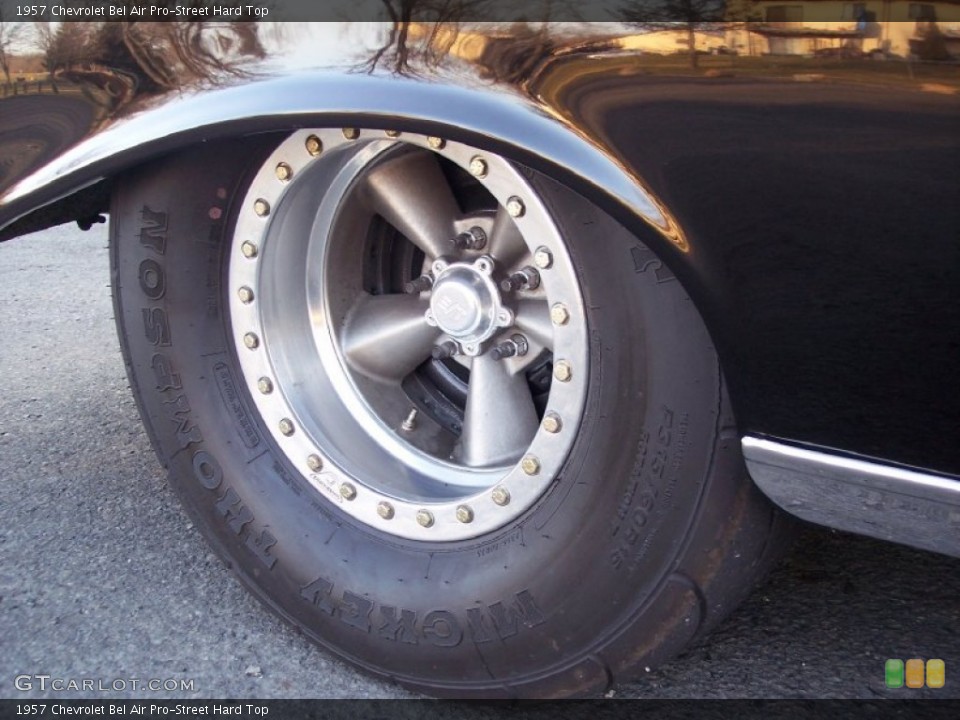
[{"left": 110, "top": 138, "right": 791, "bottom": 698}]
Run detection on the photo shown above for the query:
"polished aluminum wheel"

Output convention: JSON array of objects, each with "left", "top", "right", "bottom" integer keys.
[{"left": 228, "top": 129, "right": 588, "bottom": 541}]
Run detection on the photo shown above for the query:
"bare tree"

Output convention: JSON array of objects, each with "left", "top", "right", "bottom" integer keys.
[
  {"left": 619, "top": 0, "right": 726, "bottom": 68},
  {"left": 0, "top": 11, "right": 26, "bottom": 89}
]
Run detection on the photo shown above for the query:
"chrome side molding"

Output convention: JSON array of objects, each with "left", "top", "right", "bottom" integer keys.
[{"left": 742, "top": 436, "right": 960, "bottom": 558}]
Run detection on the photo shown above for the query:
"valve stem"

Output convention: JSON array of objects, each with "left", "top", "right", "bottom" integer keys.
[
  {"left": 500, "top": 266, "right": 540, "bottom": 292},
  {"left": 402, "top": 409, "right": 419, "bottom": 432}
]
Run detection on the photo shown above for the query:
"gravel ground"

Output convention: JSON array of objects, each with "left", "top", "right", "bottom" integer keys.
[{"left": 1, "top": 223, "right": 957, "bottom": 700}]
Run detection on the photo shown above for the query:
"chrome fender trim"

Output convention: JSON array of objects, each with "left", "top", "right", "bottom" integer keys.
[{"left": 742, "top": 436, "right": 960, "bottom": 557}]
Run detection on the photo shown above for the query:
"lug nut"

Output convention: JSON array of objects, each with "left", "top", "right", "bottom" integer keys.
[
  {"left": 456, "top": 505, "right": 474, "bottom": 523},
  {"left": 533, "top": 246, "right": 553, "bottom": 269},
  {"left": 451, "top": 226, "right": 487, "bottom": 251},
  {"left": 542, "top": 412, "right": 562, "bottom": 433},
  {"left": 401, "top": 409, "right": 418, "bottom": 432},
  {"left": 240, "top": 241, "right": 258, "bottom": 259},
  {"left": 416, "top": 509, "right": 435, "bottom": 528},
  {"left": 491, "top": 334, "right": 529, "bottom": 361},
  {"left": 243, "top": 332, "right": 260, "bottom": 350},
  {"left": 550, "top": 303, "right": 570, "bottom": 326},
  {"left": 553, "top": 360, "right": 572, "bottom": 382},
  {"left": 521, "top": 455, "right": 541, "bottom": 475},
  {"left": 377, "top": 501, "right": 395, "bottom": 520},
  {"left": 469, "top": 156, "right": 488, "bottom": 178},
  {"left": 257, "top": 377, "right": 273, "bottom": 394},
  {"left": 506, "top": 197, "right": 525, "bottom": 218},
  {"left": 305, "top": 135, "right": 323, "bottom": 156},
  {"left": 342, "top": 127, "right": 359, "bottom": 140},
  {"left": 339, "top": 482, "right": 357, "bottom": 501},
  {"left": 404, "top": 274, "right": 433, "bottom": 294},
  {"left": 500, "top": 266, "right": 540, "bottom": 292},
  {"left": 253, "top": 199, "right": 270, "bottom": 217},
  {"left": 307, "top": 454, "right": 323, "bottom": 472},
  {"left": 278, "top": 418, "right": 295, "bottom": 436},
  {"left": 491, "top": 486, "right": 511, "bottom": 506},
  {"left": 275, "top": 162, "right": 293, "bottom": 181},
  {"left": 427, "top": 136, "right": 445, "bottom": 149},
  {"left": 237, "top": 286, "right": 255, "bottom": 304},
  {"left": 432, "top": 341, "right": 460, "bottom": 360}
]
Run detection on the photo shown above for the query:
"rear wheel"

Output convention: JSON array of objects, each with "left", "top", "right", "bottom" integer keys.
[{"left": 111, "top": 129, "right": 790, "bottom": 698}]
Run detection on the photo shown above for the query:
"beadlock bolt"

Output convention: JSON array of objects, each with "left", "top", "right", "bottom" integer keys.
[
  {"left": 257, "top": 377, "right": 273, "bottom": 394},
  {"left": 542, "top": 413, "right": 562, "bottom": 434},
  {"left": 275, "top": 162, "right": 293, "bottom": 181},
  {"left": 491, "top": 486, "right": 510, "bottom": 506},
  {"left": 342, "top": 128, "right": 359, "bottom": 140},
  {"left": 237, "top": 286, "right": 255, "bottom": 304},
  {"left": 427, "top": 136, "right": 445, "bottom": 150},
  {"left": 339, "top": 482, "right": 357, "bottom": 501},
  {"left": 550, "top": 303, "right": 570, "bottom": 326},
  {"left": 240, "top": 241, "right": 258, "bottom": 259},
  {"left": 305, "top": 135, "right": 323, "bottom": 156},
  {"left": 469, "top": 156, "right": 488, "bottom": 178},
  {"left": 506, "top": 197, "right": 525, "bottom": 218},
  {"left": 554, "top": 360, "right": 572, "bottom": 382},
  {"left": 278, "top": 418, "right": 295, "bottom": 436},
  {"left": 253, "top": 199, "right": 270, "bottom": 217},
  {"left": 307, "top": 454, "right": 323, "bottom": 472},
  {"left": 243, "top": 332, "right": 259, "bottom": 350},
  {"left": 416, "top": 509, "right": 435, "bottom": 528},
  {"left": 385, "top": 129, "right": 401, "bottom": 138},
  {"left": 533, "top": 246, "right": 553, "bottom": 269},
  {"left": 377, "top": 501, "right": 395, "bottom": 520},
  {"left": 456, "top": 505, "right": 474, "bottom": 523},
  {"left": 521, "top": 455, "right": 541, "bottom": 476}
]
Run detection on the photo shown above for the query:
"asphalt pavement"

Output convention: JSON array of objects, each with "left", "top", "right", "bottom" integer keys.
[{"left": 1, "top": 223, "right": 957, "bottom": 700}]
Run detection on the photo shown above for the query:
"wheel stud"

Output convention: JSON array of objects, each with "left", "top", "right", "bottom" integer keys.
[
  {"left": 550, "top": 303, "right": 570, "bottom": 326},
  {"left": 237, "top": 286, "right": 255, "bottom": 304},
  {"left": 257, "top": 377, "right": 273, "bottom": 394},
  {"left": 469, "top": 156, "right": 488, "bottom": 178},
  {"left": 253, "top": 199, "right": 270, "bottom": 217},
  {"left": 305, "top": 135, "right": 323, "bottom": 156},
  {"left": 279, "top": 418, "right": 295, "bottom": 436},
  {"left": 401, "top": 409, "right": 418, "bottom": 432},
  {"left": 521, "top": 455, "right": 541, "bottom": 475},
  {"left": 240, "top": 241, "right": 258, "bottom": 259},
  {"left": 377, "top": 501, "right": 395, "bottom": 520},
  {"left": 243, "top": 332, "right": 260, "bottom": 349},
  {"left": 553, "top": 360, "right": 572, "bottom": 382},
  {"left": 404, "top": 274, "right": 433, "bottom": 294},
  {"left": 491, "top": 334, "right": 529, "bottom": 361},
  {"left": 491, "top": 486, "right": 511, "bottom": 506},
  {"left": 506, "top": 197, "right": 525, "bottom": 218},
  {"left": 533, "top": 246, "right": 553, "bottom": 269},
  {"left": 432, "top": 341, "right": 460, "bottom": 360},
  {"left": 307, "top": 454, "right": 323, "bottom": 472},
  {"left": 500, "top": 266, "right": 540, "bottom": 292},
  {"left": 450, "top": 226, "right": 487, "bottom": 251},
  {"left": 416, "top": 509, "right": 435, "bottom": 528},
  {"left": 542, "top": 412, "right": 562, "bottom": 433},
  {"left": 456, "top": 505, "right": 474, "bottom": 523},
  {"left": 339, "top": 482, "right": 357, "bottom": 501}
]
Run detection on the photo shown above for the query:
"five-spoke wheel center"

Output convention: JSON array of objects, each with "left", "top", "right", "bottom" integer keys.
[
  {"left": 424, "top": 257, "right": 514, "bottom": 357},
  {"left": 228, "top": 128, "right": 588, "bottom": 541}
]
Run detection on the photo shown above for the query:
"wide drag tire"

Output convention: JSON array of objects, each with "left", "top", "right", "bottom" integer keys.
[{"left": 111, "top": 132, "right": 790, "bottom": 698}]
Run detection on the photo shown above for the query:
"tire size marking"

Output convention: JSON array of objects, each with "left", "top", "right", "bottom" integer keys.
[
  {"left": 135, "top": 205, "right": 278, "bottom": 573},
  {"left": 609, "top": 405, "right": 688, "bottom": 571},
  {"left": 299, "top": 576, "right": 546, "bottom": 647},
  {"left": 214, "top": 362, "right": 261, "bottom": 449}
]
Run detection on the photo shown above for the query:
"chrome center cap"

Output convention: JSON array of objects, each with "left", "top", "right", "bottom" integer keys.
[{"left": 424, "top": 256, "right": 513, "bottom": 356}]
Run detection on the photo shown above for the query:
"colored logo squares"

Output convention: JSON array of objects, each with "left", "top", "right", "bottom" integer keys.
[{"left": 885, "top": 658, "right": 945, "bottom": 689}]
